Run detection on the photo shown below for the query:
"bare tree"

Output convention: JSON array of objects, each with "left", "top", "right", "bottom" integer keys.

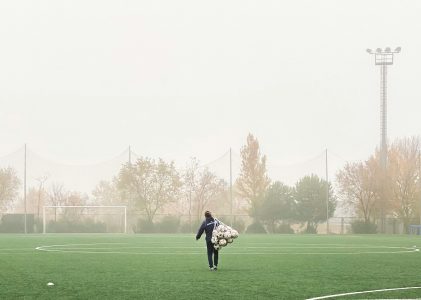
[
  {"left": 93, "top": 179, "right": 122, "bottom": 206},
  {"left": 47, "top": 183, "right": 67, "bottom": 221},
  {"left": 184, "top": 158, "right": 227, "bottom": 222},
  {"left": 336, "top": 157, "right": 381, "bottom": 223},
  {"left": 35, "top": 175, "right": 48, "bottom": 220},
  {"left": 62, "top": 191, "right": 88, "bottom": 221},
  {"left": 387, "top": 137, "right": 421, "bottom": 231},
  {"left": 0, "top": 167, "right": 20, "bottom": 213}
]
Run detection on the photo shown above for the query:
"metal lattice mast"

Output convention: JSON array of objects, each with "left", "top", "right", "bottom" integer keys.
[
  {"left": 380, "top": 63, "right": 388, "bottom": 169},
  {"left": 367, "top": 47, "right": 401, "bottom": 232},
  {"left": 367, "top": 47, "right": 401, "bottom": 168}
]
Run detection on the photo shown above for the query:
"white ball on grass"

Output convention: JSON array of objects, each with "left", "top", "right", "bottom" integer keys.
[{"left": 47, "top": 282, "right": 55, "bottom": 287}]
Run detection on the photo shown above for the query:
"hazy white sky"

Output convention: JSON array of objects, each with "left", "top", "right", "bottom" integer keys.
[{"left": 1, "top": 0, "right": 420, "bottom": 172}]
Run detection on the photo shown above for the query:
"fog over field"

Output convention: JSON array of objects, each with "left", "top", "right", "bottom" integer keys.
[
  {"left": 2, "top": 3, "right": 421, "bottom": 300},
  {"left": 0, "top": 1, "right": 420, "bottom": 192}
]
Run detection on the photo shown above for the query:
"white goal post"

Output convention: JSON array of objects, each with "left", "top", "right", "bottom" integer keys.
[{"left": 42, "top": 205, "right": 127, "bottom": 234}]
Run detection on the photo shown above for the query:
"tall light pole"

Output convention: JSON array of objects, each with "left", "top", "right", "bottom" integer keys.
[
  {"left": 419, "top": 151, "right": 421, "bottom": 226},
  {"left": 325, "top": 149, "right": 329, "bottom": 234},
  {"left": 367, "top": 47, "right": 401, "bottom": 232}
]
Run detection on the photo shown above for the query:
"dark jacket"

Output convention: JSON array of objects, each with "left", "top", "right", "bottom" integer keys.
[{"left": 196, "top": 217, "right": 219, "bottom": 242}]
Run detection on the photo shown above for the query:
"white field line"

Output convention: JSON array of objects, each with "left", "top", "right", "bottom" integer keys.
[
  {"left": 32, "top": 251, "right": 417, "bottom": 255},
  {"left": 43, "top": 246, "right": 207, "bottom": 250},
  {"left": 34, "top": 246, "right": 413, "bottom": 250},
  {"left": 0, "top": 253, "right": 39, "bottom": 255},
  {"left": 0, "top": 248, "right": 36, "bottom": 251},
  {"left": 35, "top": 243, "right": 418, "bottom": 255},
  {"left": 32, "top": 241, "right": 418, "bottom": 246},
  {"left": 306, "top": 286, "right": 421, "bottom": 300},
  {"left": 34, "top": 243, "right": 127, "bottom": 251}
]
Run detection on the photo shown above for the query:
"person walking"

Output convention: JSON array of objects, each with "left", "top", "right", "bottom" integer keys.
[{"left": 196, "top": 211, "right": 220, "bottom": 271}]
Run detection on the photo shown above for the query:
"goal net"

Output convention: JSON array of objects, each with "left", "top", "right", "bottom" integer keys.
[{"left": 42, "top": 206, "right": 127, "bottom": 234}]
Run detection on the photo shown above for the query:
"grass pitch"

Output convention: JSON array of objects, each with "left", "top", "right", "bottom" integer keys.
[{"left": 1, "top": 234, "right": 421, "bottom": 299}]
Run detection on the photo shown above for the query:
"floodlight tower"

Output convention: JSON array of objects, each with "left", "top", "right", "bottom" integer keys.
[
  {"left": 366, "top": 47, "right": 401, "bottom": 232},
  {"left": 366, "top": 47, "right": 401, "bottom": 169}
]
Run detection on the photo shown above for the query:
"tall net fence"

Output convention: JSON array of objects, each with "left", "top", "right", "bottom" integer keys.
[
  {"left": 125, "top": 214, "right": 409, "bottom": 235},
  {"left": 0, "top": 146, "right": 130, "bottom": 233},
  {"left": 193, "top": 149, "right": 349, "bottom": 216},
  {"left": 0, "top": 145, "right": 376, "bottom": 234}
]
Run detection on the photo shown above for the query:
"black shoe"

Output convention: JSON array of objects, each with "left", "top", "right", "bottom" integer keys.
[{"left": 213, "top": 266, "right": 218, "bottom": 271}]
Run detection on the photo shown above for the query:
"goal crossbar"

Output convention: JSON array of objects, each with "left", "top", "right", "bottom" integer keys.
[{"left": 43, "top": 205, "right": 127, "bottom": 234}]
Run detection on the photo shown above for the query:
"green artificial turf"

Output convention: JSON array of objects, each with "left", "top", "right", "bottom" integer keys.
[{"left": 0, "top": 234, "right": 421, "bottom": 299}]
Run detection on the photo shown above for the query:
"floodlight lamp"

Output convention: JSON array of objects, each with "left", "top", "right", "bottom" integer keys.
[
  {"left": 395, "top": 47, "right": 401, "bottom": 53},
  {"left": 385, "top": 47, "right": 391, "bottom": 53},
  {"left": 366, "top": 48, "right": 372, "bottom": 54},
  {"left": 376, "top": 48, "right": 382, "bottom": 53}
]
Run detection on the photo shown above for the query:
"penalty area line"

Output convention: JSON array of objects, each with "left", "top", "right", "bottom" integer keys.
[{"left": 35, "top": 242, "right": 128, "bottom": 251}]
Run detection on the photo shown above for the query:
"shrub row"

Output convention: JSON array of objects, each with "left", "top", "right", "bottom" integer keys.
[
  {"left": 350, "top": 220, "right": 377, "bottom": 234},
  {"left": 47, "top": 219, "right": 107, "bottom": 233},
  {"left": 133, "top": 216, "right": 248, "bottom": 234},
  {"left": 0, "top": 214, "right": 35, "bottom": 233},
  {"left": 133, "top": 218, "right": 296, "bottom": 234}
]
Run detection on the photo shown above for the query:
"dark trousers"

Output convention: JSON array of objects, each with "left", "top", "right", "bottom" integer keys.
[{"left": 206, "top": 241, "right": 219, "bottom": 268}]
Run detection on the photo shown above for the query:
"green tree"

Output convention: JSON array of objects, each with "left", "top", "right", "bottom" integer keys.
[
  {"left": 0, "top": 167, "right": 20, "bottom": 212},
  {"left": 236, "top": 133, "right": 270, "bottom": 218},
  {"left": 294, "top": 175, "right": 336, "bottom": 233},
  {"left": 117, "top": 157, "right": 181, "bottom": 223},
  {"left": 258, "top": 181, "right": 295, "bottom": 233}
]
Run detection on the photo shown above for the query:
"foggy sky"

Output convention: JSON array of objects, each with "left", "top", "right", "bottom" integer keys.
[{"left": 1, "top": 0, "right": 420, "bottom": 175}]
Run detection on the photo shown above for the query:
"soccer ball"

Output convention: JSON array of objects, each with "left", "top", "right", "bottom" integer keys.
[
  {"left": 217, "top": 232, "right": 224, "bottom": 238},
  {"left": 231, "top": 230, "right": 239, "bottom": 238},
  {"left": 219, "top": 239, "right": 227, "bottom": 246},
  {"left": 212, "top": 230, "right": 218, "bottom": 236},
  {"left": 227, "top": 238, "right": 233, "bottom": 243},
  {"left": 214, "top": 244, "right": 220, "bottom": 250},
  {"left": 223, "top": 232, "right": 231, "bottom": 239},
  {"left": 211, "top": 236, "right": 218, "bottom": 244}
]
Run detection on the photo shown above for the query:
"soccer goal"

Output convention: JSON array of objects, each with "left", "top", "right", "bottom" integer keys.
[{"left": 42, "top": 206, "right": 127, "bottom": 234}]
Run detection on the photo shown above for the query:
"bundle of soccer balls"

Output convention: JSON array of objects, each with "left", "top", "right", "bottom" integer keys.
[{"left": 210, "top": 222, "right": 239, "bottom": 250}]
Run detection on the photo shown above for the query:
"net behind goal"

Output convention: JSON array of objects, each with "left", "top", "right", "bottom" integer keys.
[{"left": 42, "top": 206, "right": 127, "bottom": 234}]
